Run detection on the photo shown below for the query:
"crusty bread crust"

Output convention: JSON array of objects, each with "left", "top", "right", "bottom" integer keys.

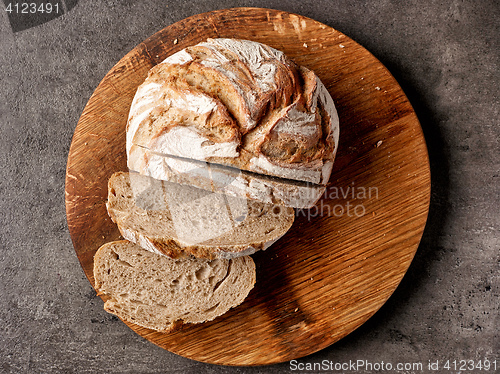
[{"left": 126, "top": 38, "right": 339, "bottom": 185}]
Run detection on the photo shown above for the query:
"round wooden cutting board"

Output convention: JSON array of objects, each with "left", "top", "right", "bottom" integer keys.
[{"left": 65, "top": 7, "right": 430, "bottom": 366}]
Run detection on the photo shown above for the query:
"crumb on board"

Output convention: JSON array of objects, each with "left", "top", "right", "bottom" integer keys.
[
  {"left": 339, "top": 44, "right": 345, "bottom": 48},
  {"left": 303, "top": 42, "right": 308, "bottom": 48},
  {"left": 173, "top": 38, "right": 178, "bottom": 44},
  {"left": 375, "top": 86, "right": 381, "bottom": 90},
  {"left": 376, "top": 140, "right": 383, "bottom": 147}
]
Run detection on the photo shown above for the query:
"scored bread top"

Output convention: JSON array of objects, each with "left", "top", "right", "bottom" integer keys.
[
  {"left": 126, "top": 38, "right": 339, "bottom": 185},
  {"left": 106, "top": 171, "right": 295, "bottom": 259}
]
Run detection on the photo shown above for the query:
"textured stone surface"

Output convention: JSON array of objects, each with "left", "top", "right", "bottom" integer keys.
[{"left": 0, "top": 1, "right": 498, "bottom": 373}]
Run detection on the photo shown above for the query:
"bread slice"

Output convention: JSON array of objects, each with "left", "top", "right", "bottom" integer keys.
[
  {"left": 128, "top": 144, "right": 326, "bottom": 209},
  {"left": 93, "top": 240, "right": 256, "bottom": 332},
  {"left": 106, "top": 171, "right": 295, "bottom": 259},
  {"left": 126, "top": 38, "right": 339, "bottom": 185}
]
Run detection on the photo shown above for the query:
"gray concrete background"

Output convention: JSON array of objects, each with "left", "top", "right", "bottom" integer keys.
[{"left": 0, "top": 1, "right": 498, "bottom": 373}]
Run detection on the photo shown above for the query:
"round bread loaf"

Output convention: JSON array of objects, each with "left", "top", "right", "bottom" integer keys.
[{"left": 126, "top": 38, "right": 339, "bottom": 190}]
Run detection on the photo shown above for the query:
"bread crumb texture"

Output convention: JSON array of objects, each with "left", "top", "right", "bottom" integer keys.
[{"left": 93, "top": 241, "right": 256, "bottom": 332}]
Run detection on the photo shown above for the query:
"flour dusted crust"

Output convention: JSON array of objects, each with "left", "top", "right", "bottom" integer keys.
[{"left": 126, "top": 38, "right": 339, "bottom": 185}]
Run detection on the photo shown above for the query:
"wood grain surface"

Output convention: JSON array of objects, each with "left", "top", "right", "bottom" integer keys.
[{"left": 65, "top": 7, "right": 431, "bottom": 366}]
